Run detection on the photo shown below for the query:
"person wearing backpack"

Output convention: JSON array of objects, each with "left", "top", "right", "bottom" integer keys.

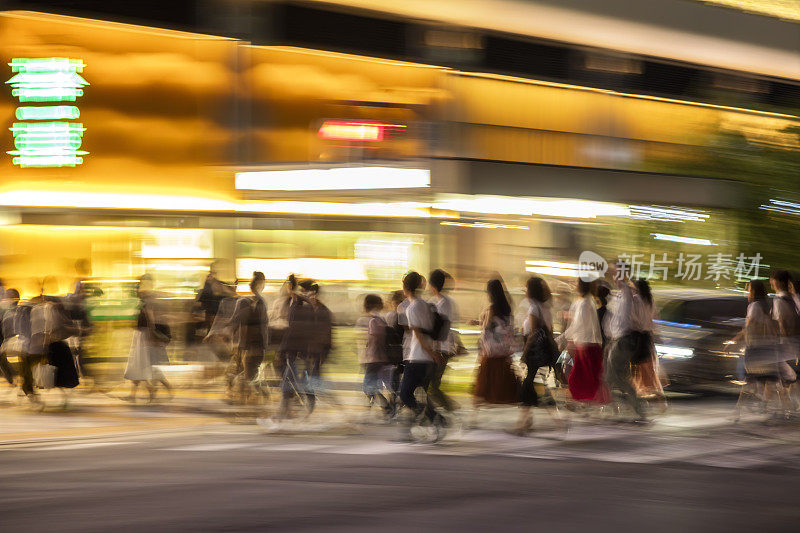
[
  {"left": 427, "top": 269, "right": 458, "bottom": 413},
  {"left": 383, "top": 290, "right": 406, "bottom": 415},
  {"left": 398, "top": 271, "right": 445, "bottom": 441},
  {"left": 227, "top": 271, "right": 269, "bottom": 405}
]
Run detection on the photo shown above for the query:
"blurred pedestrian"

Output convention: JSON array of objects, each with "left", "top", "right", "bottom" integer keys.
[
  {"left": 357, "top": 294, "right": 392, "bottom": 414},
  {"left": 770, "top": 270, "right": 799, "bottom": 403},
  {"left": 398, "top": 271, "right": 444, "bottom": 441},
  {"left": 560, "top": 278, "right": 609, "bottom": 406},
  {"left": 731, "top": 280, "right": 786, "bottom": 416},
  {"left": 226, "top": 271, "right": 269, "bottom": 405},
  {"left": 195, "top": 262, "right": 236, "bottom": 335},
  {"left": 384, "top": 290, "right": 406, "bottom": 411},
  {"left": 515, "top": 276, "right": 559, "bottom": 434},
  {"left": 277, "top": 276, "right": 314, "bottom": 419},
  {"left": 65, "top": 282, "right": 92, "bottom": 382},
  {"left": 268, "top": 274, "right": 297, "bottom": 349},
  {"left": 3, "top": 290, "right": 37, "bottom": 404},
  {"left": 300, "top": 280, "right": 331, "bottom": 413},
  {"left": 0, "top": 288, "right": 19, "bottom": 391},
  {"left": 630, "top": 279, "right": 667, "bottom": 409},
  {"left": 473, "top": 278, "right": 519, "bottom": 424},
  {"left": 604, "top": 264, "right": 646, "bottom": 421},
  {"left": 427, "top": 269, "right": 458, "bottom": 413},
  {"left": 30, "top": 278, "right": 81, "bottom": 408},
  {"left": 124, "top": 275, "right": 171, "bottom": 403}
]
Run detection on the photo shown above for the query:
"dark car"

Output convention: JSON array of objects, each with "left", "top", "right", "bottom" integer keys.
[{"left": 654, "top": 290, "right": 748, "bottom": 390}]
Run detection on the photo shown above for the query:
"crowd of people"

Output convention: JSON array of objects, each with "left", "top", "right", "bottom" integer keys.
[{"left": 3, "top": 262, "right": 800, "bottom": 441}]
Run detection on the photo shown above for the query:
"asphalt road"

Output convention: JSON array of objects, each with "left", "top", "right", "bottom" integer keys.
[{"left": 3, "top": 402, "right": 800, "bottom": 533}]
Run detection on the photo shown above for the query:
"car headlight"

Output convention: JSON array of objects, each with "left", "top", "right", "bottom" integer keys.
[{"left": 655, "top": 344, "right": 694, "bottom": 359}]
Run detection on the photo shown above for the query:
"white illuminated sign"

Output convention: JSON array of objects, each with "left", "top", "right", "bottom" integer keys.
[{"left": 235, "top": 166, "right": 431, "bottom": 191}]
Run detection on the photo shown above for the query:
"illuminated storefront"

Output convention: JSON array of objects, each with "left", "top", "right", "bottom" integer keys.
[{"left": 0, "top": 10, "right": 796, "bottom": 302}]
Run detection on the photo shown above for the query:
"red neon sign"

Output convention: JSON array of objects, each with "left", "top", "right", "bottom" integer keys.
[{"left": 318, "top": 120, "right": 388, "bottom": 142}]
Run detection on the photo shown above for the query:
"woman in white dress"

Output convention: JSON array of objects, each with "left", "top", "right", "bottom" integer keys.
[{"left": 124, "top": 275, "right": 171, "bottom": 403}]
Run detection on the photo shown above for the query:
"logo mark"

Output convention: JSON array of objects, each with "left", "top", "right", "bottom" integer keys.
[{"left": 578, "top": 251, "right": 607, "bottom": 282}]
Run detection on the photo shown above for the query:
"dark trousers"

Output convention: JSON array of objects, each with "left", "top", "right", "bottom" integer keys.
[
  {"left": 279, "top": 350, "right": 306, "bottom": 398},
  {"left": 390, "top": 362, "right": 403, "bottom": 395},
  {"left": 18, "top": 354, "right": 41, "bottom": 396},
  {"left": 519, "top": 361, "right": 541, "bottom": 407},
  {"left": 605, "top": 334, "right": 645, "bottom": 417},
  {"left": 0, "top": 353, "right": 14, "bottom": 385},
  {"left": 399, "top": 361, "right": 436, "bottom": 423},
  {"left": 242, "top": 349, "right": 264, "bottom": 381},
  {"left": 305, "top": 352, "right": 324, "bottom": 412},
  {"left": 427, "top": 356, "right": 456, "bottom": 412}
]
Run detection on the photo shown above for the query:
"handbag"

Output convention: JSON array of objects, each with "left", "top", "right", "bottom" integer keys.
[
  {"left": 479, "top": 317, "right": 515, "bottom": 358},
  {"left": 522, "top": 326, "right": 559, "bottom": 368},
  {"left": 34, "top": 363, "right": 56, "bottom": 389},
  {"left": 629, "top": 331, "right": 654, "bottom": 365}
]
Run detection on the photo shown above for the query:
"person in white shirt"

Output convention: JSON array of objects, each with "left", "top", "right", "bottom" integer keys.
[
  {"left": 473, "top": 278, "right": 519, "bottom": 415},
  {"left": 398, "top": 271, "right": 444, "bottom": 441},
  {"left": 604, "top": 264, "right": 647, "bottom": 421},
  {"left": 560, "top": 277, "right": 609, "bottom": 405},
  {"left": 515, "top": 276, "right": 559, "bottom": 435},
  {"left": 427, "top": 269, "right": 458, "bottom": 412}
]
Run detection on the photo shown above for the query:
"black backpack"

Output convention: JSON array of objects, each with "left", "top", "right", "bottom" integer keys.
[
  {"left": 778, "top": 295, "right": 800, "bottom": 336},
  {"left": 383, "top": 316, "right": 404, "bottom": 364},
  {"left": 424, "top": 303, "right": 449, "bottom": 342}
]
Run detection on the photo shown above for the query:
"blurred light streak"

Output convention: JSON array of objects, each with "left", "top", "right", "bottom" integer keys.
[
  {"left": 236, "top": 258, "right": 368, "bottom": 282},
  {"left": 628, "top": 205, "right": 710, "bottom": 222},
  {"left": 0, "top": 190, "right": 440, "bottom": 218},
  {"left": 235, "top": 167, "right": 430, "bottom": 191},
  {"left": 652, "top": 233, "right": 716, "bottom": 246},
  {"left": 148, "top": 265, "right": 211, "bottom": 272},
  {"left": 440, "top": 221, "right": 529, "bottom": 230},
  {"left": 655, "top": 344, "right": 695, "bottom": 359},
  {"left": 654, "top": 319, "right": 703, "bottom": 330},
  {"left": 433, "top": 196, "right": 627, "bottom": 218},
  {"left": 525, "top": 260, "right": 600, "bottom": 279},
  {"left": 84, "top": 279, "right": 139, "bottom": 284},
  {"left": 760, "top": 199, "right": 800, "bottom": 215},
  {"left": 141, "top": 244, "right": 211, "bottom": 258}
]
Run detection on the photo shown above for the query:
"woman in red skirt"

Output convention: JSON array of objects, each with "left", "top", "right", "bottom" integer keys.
[
  {"left": 471, "top": 278, "right": 519, "bottom": 427},
  {"left": 561, "top": 278, "right": 610, "bottom": 404}
]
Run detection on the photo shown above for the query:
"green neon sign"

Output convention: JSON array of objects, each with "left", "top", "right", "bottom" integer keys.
[
  {"left": 16, "top": 106, "right": 80, "bottom": 120},
  {"left": 6, "top": 58, "right": 88, "bottom": 167}
]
